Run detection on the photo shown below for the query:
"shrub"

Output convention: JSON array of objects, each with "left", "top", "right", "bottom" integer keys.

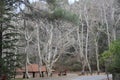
[{"left": 102, "top": 40, "right": 120, "bottom": 73}]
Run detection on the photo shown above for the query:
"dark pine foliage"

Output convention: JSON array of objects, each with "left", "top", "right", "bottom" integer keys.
[{"left": 0, "top": 0, "right": 21, "bottom": 79}]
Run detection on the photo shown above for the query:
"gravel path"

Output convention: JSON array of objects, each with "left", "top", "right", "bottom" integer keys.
[
  {"left": 73, "top": 75, "right": 112, "bottom": 80},
  {"left": 30, "top": 74, "right": 112, "bottom": 80}
]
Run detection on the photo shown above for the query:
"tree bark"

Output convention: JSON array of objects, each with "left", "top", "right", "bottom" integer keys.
[
  {"left": 0, "top": 22, "right": 2, "bottom": 77},
  {"left": 24, "top": 20, "right": 31, "bottom": 78},
  {"left": 103, "top": 3, "right": 111, "bottom": 46},
  {"left": 0, "top": 1, "right": 3, "bottom": 77},
  {"left": 85, "top": 27, "right": 92, "bottom": 74},
  {"left": 0, "top": 22, "right": 2, "bottom": 61},
  {"left": 36, "top": 23, "right": 43, "bottom": 77},
  {"left": 112, "top": 27, "right": 116, "bottom": 40},
  {"left": 25, "top": 37, "right": 30, "bottom": 78},
  {"left": 84, "top": 5, "right": 92, "bottom": 74},
  {"left": 77, "top": 25, "right": 85, "bottom": 74},
  {"left": 46, "top": 64, "right": 53, "bottom": 77},
  {"left": 94, "top": 38, "right": 100, "bottom": 75}
]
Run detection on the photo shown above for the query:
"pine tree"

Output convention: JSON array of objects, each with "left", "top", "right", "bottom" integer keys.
[{"left": 0, "top": 0, "right": 21, "bottom": 79}]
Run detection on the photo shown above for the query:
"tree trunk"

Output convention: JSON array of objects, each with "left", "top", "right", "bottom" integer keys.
[
  {"left": 0, "top": 28, "right": 2, "bottom": 55},
  {"left": 77, "top": 25, "right": 85, "bottom": 75},
  {"left": 25, "top": 41, "right": 30, "bottom": 78},
  {"left": 0, "top": 3, "right": 3, "bottom": 76},
  {"left": 46, "top": 64, "right": 53, "bottom": 77},
  {"left": 84, "top": 5, "right": 92, "bottom": 74},
  {"left": 36, "top": 24, "right": 43, "bottom": 77},
  {"left": 95, "top": 38, "right": 100, "bottom": 75},
  {"left": 24, "top": 20, "right": 30, "bottom": 78},
  {"left": 81, "top": 61, "right": 86, "bottom": 75},
  {"left": 47, "top": 70, "right": 52, "bottom": 77},
  {"left": 85, "top": 26, "right": 92, "bottom": 74},
  {"left": 103, "top": 3, "right": 111, "bottom": 46},
  {"left": 0, "top": 24, "right": 2, "bottom": 77},
  {"left": 112, "top": 27, "right": 116, "bottom": 41}
]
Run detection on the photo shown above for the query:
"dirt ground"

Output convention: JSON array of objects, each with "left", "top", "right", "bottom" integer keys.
[{"left": 15, "top": 72, "right": 112, "bottom": 80}]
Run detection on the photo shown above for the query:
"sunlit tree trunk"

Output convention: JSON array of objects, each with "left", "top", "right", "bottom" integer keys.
[
  {"left": 25, "top": 41, "right": 30, "bottom": 78},
  {"left": 112, "top": 27, "right": 116, "bottom": 41},
  {"left": 81, "top": 13, "right": 85, "bottom": 74},
  {"left": 84, "top": 5, "right": 92, "bottom": 74},
  {"left": 94, "top": 36, "right": 100, "bottom": 75},
  {"left": 111, "top": 5, "right": 116, "bottom": 41},
  {"left": 36, "top": 23, "right": 43, "bottom": 77},
  {"left": 24, "top": 20, "right": 34, "bottom": 78},
  {"left": 46, "top": 24, "right": 53, "bottom": 77},
  {"left": 85, "top": 26, "right": 92, "bottom": 74},
  {"left": 77, "top": 24, "right": 85, "bottom": 74}
]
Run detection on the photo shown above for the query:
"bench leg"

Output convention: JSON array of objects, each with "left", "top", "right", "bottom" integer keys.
[{"left": 33, "top": 72, "right": 35, "bottom": 78}]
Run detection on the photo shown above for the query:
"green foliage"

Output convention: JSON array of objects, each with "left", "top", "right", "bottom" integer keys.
[
  {"left": 70, "top": 63, "right": 82, "bottom": 71},
  {"left": 2, "top": 26, "right": 22, "bottom": 79},
  {"left": 101, "top": 40, "right": 120, "bottom": 73},
  {"left": 51, "top": 8, "right": 79, "bottom": 25},
  {"left": 26, "top": 1, "right": 79, "bottom": 25},
  {"left": 47, "top": 0, "right": 57, "bottom": 5},
  {"left": 0, "top": 0, "right": 22, "bottom": 79},
  {"left": 46, "top": 0, "right": 58, "bottom": 10},
  {"left": 101, "top": 51, "right": 112, "bottom": 60}
]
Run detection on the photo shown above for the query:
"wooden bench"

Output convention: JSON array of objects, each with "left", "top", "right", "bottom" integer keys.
[{"left": 58, "top": 70, "right": 67, "bottom": 76}]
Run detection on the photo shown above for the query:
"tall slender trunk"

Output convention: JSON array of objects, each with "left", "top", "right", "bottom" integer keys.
[
  {"left": 81, "top": 61, "right": 86, "bottom": 74},
  {"left": 25, "top": 41, "right": 30, "bottom": 78},
  {"left": 103, "top": 4, "right": 111, "bottom": 46},
  {"left": 0, "top": 24, "right": 2, "bottom": 77},
  {"left": 24, "top": 20, "right": 30, "bottom": 78},
  {"left": 112, "top": 27, "right": 116, "bottom": 41},
  {"left": 111, "top": 5, "right": 116, "bottom": 41},
  {"left": 78, "top": 12, "right": 85, "bottom": 74},
  {"left": 81, "top": 18, "right": 85, "bottom": 74},
  {"left": 94, "top": 38, "right": 100, "bottom": 75},
  {"left": 77, "top": 25, "right": 85, "bottom": 74},
  {"left": 106, "top": 22, "right": 110, "bottom": 47},
  {"left": 0, "top": 2, "right": 3, "bottom": 76},
  {"left": 36, "top": 24, "right": 43, "bottom": 77},
  {"left": 85, "top": 27, "right": 92, "bottom": 74},
  {"left": 47, "top": 25, "right": 53, "bottom": 77},
  {"left": 0, "top": 24, "right": 2, "bottom": 59},
  {"left": 83, "top": 4, "right": 92, "bottom": 74}
]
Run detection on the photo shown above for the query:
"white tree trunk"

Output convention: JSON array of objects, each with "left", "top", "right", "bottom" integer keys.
[
  {"left": 84, "top": 5, "right": 92, "bottom": 74},
  {"left": 112, "top": 27, "right": 116, "bottom": 41},
  {"left": 94, "top": 38, "right": 100, "bottom": 75},
  {"left": 46, "top": 64, "right": 53, "bottom": 77},
  {"left": 77, "top": 25, "right": 85, "bottom": 74},
  {"left": 85, "top": 27, "right": 92, "bottom": 74},
  {"left": 36, "top": 23, "right": 43, "bottom": 77},
  {"left": 44, "top": 24, "right": 54, "bottom": 77},
  {"left": 25, "top": 41, "right": 30, "bottom": 78},
  {"left": 24, "top": 20, "right": 31, "bottom": 78}
]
